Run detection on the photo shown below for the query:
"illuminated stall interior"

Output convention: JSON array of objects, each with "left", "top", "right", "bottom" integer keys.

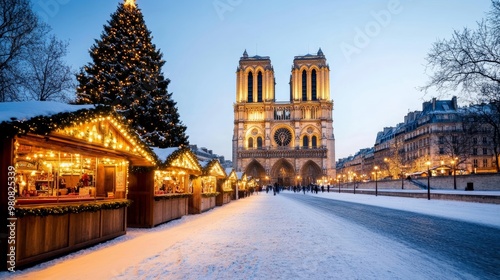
[
  {"left": 237, "top": 172, "right": 248, "bottom": 192},
  {"left": 153, "top": 147, "right": 202, "bottom": 196},
  {"left": 224, "top": 168, "right": 238, "bottom": 192},
  {"left": 200, "top": 159, "right": 227, "bottom": 193}
]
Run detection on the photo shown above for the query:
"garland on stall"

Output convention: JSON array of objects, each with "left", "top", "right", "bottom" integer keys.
[
  {"left": 201, "top": 192, "right": 220, "bottom": 198},
  {"left": 153, "top": 193, "right": 192, "bottom": 201},
  {"left": 130, "top": 165, "right": 158, "bottom": 173},
  {"left": 15, "top": 200, "right": 132, "bottom": 217}
]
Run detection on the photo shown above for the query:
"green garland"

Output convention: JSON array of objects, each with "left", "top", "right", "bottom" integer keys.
[
  {"left": 15, "top": 200, "right": 132, "bottom": 217},
  {"left": 153, "top": 193, "right": 192, "bottom": 201},
  {"left": 201, "top": 192, "right": 220, "bottom": 198}
]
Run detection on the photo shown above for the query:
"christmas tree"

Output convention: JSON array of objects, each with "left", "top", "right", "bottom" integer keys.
[{"left": 76, "top": 0, "right": 189, "bottom": 148}]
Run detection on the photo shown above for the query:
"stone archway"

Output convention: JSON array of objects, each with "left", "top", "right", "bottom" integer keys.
[
  {"left": 244, "top": 160, "right": 266, "bottom": 186},
  {"left": 300, "top": 160, "right": 322, "bottom": 185},
  {"left": 270, "top": 159, "right": 295, "bottom": 186}
]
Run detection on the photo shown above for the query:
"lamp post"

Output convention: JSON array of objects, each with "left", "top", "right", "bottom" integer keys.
[
  {"left": 401, "top": 167, "right": 405, "bottom": 189},
  {"left": 373, "top": 166, "right": 379, "bottom": 196},
  {"left": 451, "top": 158, "right": 457, "bottom": 190},
  {"left": 353, "top": 173, "right": 357, "bottom": 194},
  {"left": 337, "top": 175, "right": 341, "bottom": 193},
  {"left": 426, "top": 161, "right": 431, "bottom": 200}
]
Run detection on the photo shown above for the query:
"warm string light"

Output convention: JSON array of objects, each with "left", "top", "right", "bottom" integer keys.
[{"left": 124, "top": 0, "right": 136, "bottom": 9}]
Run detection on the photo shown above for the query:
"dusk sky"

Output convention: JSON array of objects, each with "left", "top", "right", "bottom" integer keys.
[{"left": 31, "top": 0, "right": 492, "bottom": 160}]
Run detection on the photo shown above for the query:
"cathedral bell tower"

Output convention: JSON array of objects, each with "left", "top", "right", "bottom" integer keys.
[{"left": 235, "top": 50, "right": 275, "bottom": 103}]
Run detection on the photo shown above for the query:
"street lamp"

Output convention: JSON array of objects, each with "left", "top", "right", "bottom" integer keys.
[
  {"left": 373, "top": 166, "right": 379, "bottom": 196},
  {"left": 353, "top": 173, "right": 357, "bottom": 194},
  {"left": 337, "top": 175, "right": 341, "bottom": 193},
  {"left": 426, "top": 161, "right": 431, "bottom": 200},
  {"left": 451, "top": 158, "right": 457, "bottom": 190}
]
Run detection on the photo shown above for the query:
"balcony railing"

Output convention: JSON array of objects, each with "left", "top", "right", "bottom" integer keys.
[{"left": 238, "top": 146, "right": 327, "bottom": 158}]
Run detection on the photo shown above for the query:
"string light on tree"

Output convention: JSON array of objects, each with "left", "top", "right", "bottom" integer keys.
[{"left": 76, "top": 0, "right": 188, "bottom": 148}]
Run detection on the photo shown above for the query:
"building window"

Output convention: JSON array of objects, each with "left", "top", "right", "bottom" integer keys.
[
  {"left": 312, "top": 136, "right": 317, "bottom": 148},
  {"left": 439, "top": 147, "right": 444, "bottom": 154},
  {"left": 303, "top": 136, "right": 309, "bottom": 148},
  {"left": 483, "top": 137, "right": 487, "bottom": 144},
  {"left": 257, "top": 71, "right": 263, "bottom": 102},
  {"left": 473, "top": 159, "right": 478, "bottom": 168},
  {"left": 248, "top": 137, "right": 253, "bottom": 149},
  {"left": 247, "top": 72, "right": 253, "bottom": 103},
  {"left": 302, "top": 70, "right": 307, "bottom": 101},
  {"left": 473, "top": 148, "right": 477, "bottom": 155},
  {"left": 311, "top": 69, "right": 317, "bottom": 101},
  {"left": 483, "top": 159, "right": 488, "bottom": 168},
  {"left": 439, "top": 136, "right": 444, "bottom": 144},
  {"left": 257, "top": 137, "right": 263, "bottom": 149},
  {"left": 483, "top": 148, "right": 488, "bottom": 155},
  {"left": 473, "top": 137, "right": 478, "bottom": 144},
  {"left": 452, "top": 136, "right": 457, "bottom": 144}
]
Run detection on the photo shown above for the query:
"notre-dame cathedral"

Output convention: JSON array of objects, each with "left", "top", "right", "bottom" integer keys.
[{"left": 232, "top": 48, "right": 335, "bottom": 186}]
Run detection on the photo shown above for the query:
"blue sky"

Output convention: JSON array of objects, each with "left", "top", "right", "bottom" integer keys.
[{"left": 31, "top": 0, "right": 492, "bottom": 160}]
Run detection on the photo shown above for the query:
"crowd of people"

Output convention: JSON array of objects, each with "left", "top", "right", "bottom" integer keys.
[{"left": 262, "top": 182, "right": 332, "bottom": 195}]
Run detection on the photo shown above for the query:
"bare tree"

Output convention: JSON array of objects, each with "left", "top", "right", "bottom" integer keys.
[
  {"left": 467, "top": 102, "right": 500, "bottom": 172},
  {"left": 16, "top": 35, "right": 74, "bottom": 101},
  {"left": 423, "top": 0, "right": 500, "bottom": 172},
  {"left": 423, "top": 0, "right": 500, "bottom": 102},
  {"left": 0, "top": 0, "right": 73, "bottom": 102},
  {"left": 382, "top": 138, "right": 411, "bottom": 189},
  {"left": 0, "top": 0, "right": 42, "bottom": 101}
]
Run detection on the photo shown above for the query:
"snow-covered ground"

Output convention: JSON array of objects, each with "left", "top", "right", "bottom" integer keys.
[{"left": 3, "top": 192, "right": 499, "bottom": 280}]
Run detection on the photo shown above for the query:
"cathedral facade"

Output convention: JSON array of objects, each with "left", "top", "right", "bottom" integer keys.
[{"left": 232, "top": 49, "right": 336, "bottom": 186}]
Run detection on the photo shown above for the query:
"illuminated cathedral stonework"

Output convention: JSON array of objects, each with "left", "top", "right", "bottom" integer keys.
[{"left": 232, "top": 49, "right": 336, "bottom": 186}]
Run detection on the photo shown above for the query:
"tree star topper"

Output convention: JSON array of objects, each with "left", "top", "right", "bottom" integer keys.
[{"left": 124, "top": 0, "right": 136, "bottom": 8}]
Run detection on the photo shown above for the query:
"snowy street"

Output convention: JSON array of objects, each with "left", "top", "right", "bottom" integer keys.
[{"left": 3, "top": 192, "right": 500, "bottom": 280}]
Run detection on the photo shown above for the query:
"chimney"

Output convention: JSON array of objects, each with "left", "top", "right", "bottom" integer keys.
[{"left": 452, "top": 96, "right": 457, "bottom": 110}]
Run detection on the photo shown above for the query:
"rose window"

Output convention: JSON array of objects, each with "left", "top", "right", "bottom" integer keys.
[{"left": 274, "top": 128, "right": 292, "bottom": 146}]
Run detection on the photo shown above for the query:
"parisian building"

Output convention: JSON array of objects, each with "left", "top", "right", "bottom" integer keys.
[
  {"left": 232, "top": 49, "right": 336, "bottom": 186},
  {"left": 336, "top": 97, "right": 497, "bottom": 180}
]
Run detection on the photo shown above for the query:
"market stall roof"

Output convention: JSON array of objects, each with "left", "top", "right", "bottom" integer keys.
[
  {"left": 0, "top": 101, "right": 158, "bottom": 166},
  {"left": 225, "top": 168, "right": 238, "bottom": 180},
  {"left": 235, "top": 172, "right": 246, "bottom": 181},
  {"left": 152, "top": 147, "right": 202, "bottom": 174},
  {"left": 201, "top": 159, "right": 227, "bottom": 178}
]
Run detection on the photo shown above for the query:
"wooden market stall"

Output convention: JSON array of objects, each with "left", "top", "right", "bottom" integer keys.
[
  {"left": 190, "top": 159, "right": 226, "bottom": 214},
  {"left": 225, "top": 168, "right": 239, "bottom": 200},
  {"left": 0, "top": 102, "right": 156, "bottom": 270},
  {"left": 236, "top": 172, "right": 248, "bottom": 198},
  {"left": 217, "top": 168, "right": 234, "bottom": 206},
  {"left": 127, "top": 147, "right": 202, "bottom": 228}
]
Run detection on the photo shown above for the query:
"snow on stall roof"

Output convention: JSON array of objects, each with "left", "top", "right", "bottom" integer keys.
[
  {"left": 199, "top": 160, "right": 210, "bottom": 168},
  {"left": 151, "top": 147, "right": 179, "bottom": 161},
  {"left": 0, "top": 101, "right": 94, "bottom": 123}
]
